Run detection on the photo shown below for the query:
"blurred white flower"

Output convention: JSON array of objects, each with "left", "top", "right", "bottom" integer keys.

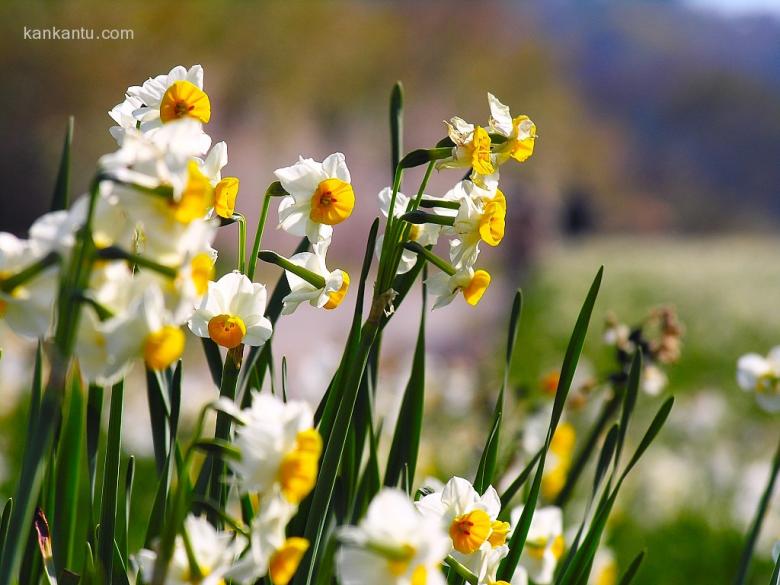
[
  {"left": 337, "top": 488, "right": 449, "bottom": 585},
  {"left": 588, "top": 548, "right": 617, "bottom": 585},
  {"left": 275, "top": 153, "right": 354, "bottom": 242},
  {"left": 220, "top": 391, "right": 321, "bottom": 505},
  {"left": 189, "top": 271, "right": 272, "bottom": 349},
  {"left": 641, "top": 363, "right": 668, "bottom": 396},
  {"left": 137, "top": 514, "right": 244, "bottom": 585},
  {"left": 509, "top": 506, "right": 565, "bottom": 585},
  {"left": 737, "top": 347, "right": 780, "bottom": 412}
]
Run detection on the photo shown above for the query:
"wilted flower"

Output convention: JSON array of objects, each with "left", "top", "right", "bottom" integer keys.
[
  {"left": 509, "top": 506, "right": 565, "bottom": 585},
  {"left": 137, "top": 514, "right": 244, "bottom": 585},
  {"left": 189, "top": 271, "right": 273, "bottom": 349},
  {"left": 337, "top": 488, "right": 450, "bottom": 585},
  {"left": 737, "top": 346, "right": 780, "bottom": 412},
  {"left": 275, "top": 153, "right": 355, "bottom": 242}
]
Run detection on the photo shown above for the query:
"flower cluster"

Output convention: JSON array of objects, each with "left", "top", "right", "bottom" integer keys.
[
  {"left": 375, "top": 93, "right": 536, "bottom": 310},
  {"left": 336, "top": 476, "right": 566, "bottom": 585}
]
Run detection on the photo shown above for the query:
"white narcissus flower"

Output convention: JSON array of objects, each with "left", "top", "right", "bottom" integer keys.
[
  {"left": 426, "top": 265, "right": 491, "bottom": 310},
  {"left": 227, "top": 496, "right": 308, "bottom": 585},
  {"left": 588, "top": 548, "right": 617, "bottom": 585},
  {"left": 189, "top": 271, "right": 273, "bottom": 349},
  {"left": 375, "top": 187, "right": 449, "bottom": 274},
  {"left": 102, "top": 285, "right": 186, "bottom": 375},
  {"left": 737, "top": 347, "right": 780, "bottom": 412},
  {"left": 641, "top": 363, "right": 668, "bottom": 396},
  {"left": 487, "top": 93, "right": 536, "bottom": 165},
  {"left": 137, "top": 514, "right": 244, "bottom": 585},
  {"left": 416, "top": 476, "right": 509, "bottom": 577},
  {"left": 337, "top": 488, "right": 450, "bottom": 585},
  {"left": 0, "top": 233, "right": 58, "bottom": 339},
  {"left": 509, "top": 506, "right": 565, "bottom": 585},
  {"left": 281, "top": 241, "right": 350, "bottom": 315},
  {"left": 198, "top": 141, "right": 240, "bottom": 219},
  {"left": 275, "top": 153, "right": 355, "bottom": 242},
  {"left": 120, "top": 65, "right": 211, "bottom": 139},
  {"left": 437, "top": 117, "right": 496, "bottom": 181},
  {"left": 445, "top": 180, "right": 507, "bottom": 268},
  {"left": 219, "top": 391, "right": 322, "bottom": 505}
]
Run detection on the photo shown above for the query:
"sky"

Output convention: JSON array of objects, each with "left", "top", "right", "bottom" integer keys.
[{"left": 685, "top": 0, "right": 780, "bottom": 16}]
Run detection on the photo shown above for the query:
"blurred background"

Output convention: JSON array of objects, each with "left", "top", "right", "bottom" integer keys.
[{"left": 2, "top": 0, "right": 780, "bottom": 582}]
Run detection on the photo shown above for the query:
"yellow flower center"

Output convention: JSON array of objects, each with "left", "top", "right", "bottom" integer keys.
[
  {"left": 278, "top": 429, "right": 322, "bottom": 503},
  {"left": 324, "top": 271, "right": 350, "bottom": 310},
  {"left": 386, "top": 545, "right": 416, "bottom": 577},
  {"left": 542, "top": 464, "right": 568, "bottom": 501},
  {"left": 172, "top": 162, "right": 215, "bottom": 223},
  {"left": 408, "top": 224, "right": 421, "bottom": 241},
  {"left": 551, "top": 422, "right": 576, "bottom": 457},
  {"left": 143, "top": 325, "right": 185, "bottom": 371},
  {"left": 269, "top": 537, "right": 309, "bottom": 585},
  {"left": 478, "top": 190, "right": 506, "bottom": 246},
  {"left": 207, "top": 314, "right": 247, "bottom": 349},
  {"left": 462, "top": 270, "right": 491, "bottom": 306},
  {"left": 508, "top": 116, "right": 536, "bottom": 163},
  {"left": 411, "top": 565, "right": 427, "bottom": 585},
  {"left": 215, "top": 177, "right": 240, "bottom": 218},
  {"left": 449, "top": 509, "right": 492, "bottom": 554},
  {"left": 551, "top": 534, "right": 565, "bottom": 560},
  {"left": 159, "top": 80, "right": 211, "bottom": 124},
  {"left": 190, "top": 253, "right": 214, "bottom": 296},
  {"left": 468, "top": 126, "right": 495, "bottom": 176},
  {"left": 487, "top": 520, "right": 511, "bottom": 548},
  {"left": 309, "top": 178, "right": 355, "bottom": 225}
]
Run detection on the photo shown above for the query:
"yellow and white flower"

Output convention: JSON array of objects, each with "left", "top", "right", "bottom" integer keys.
[
  {"left": 227, "top": 495, "right": 308, "bottom": 585},
  {"left": 137, "top": 514, "right": 244, "bottom": 585},
  {"left": 222, "top": 391, "right": 321, "bottom": 505},
  {"left": 438, "top": 117, "right": 496, "bottom": 181},
  {"left": 0, "top": 233, "right": 58, "bottom": 339},
  {"left": 737, "top": 347, "right": 780, "bottom": 412},
  {"left": 275, "top": 153, "right": 355, "bottom": 242},
  {"left": 416, "top": 476, "right": 509, "bottom": 577},
  {"left": 280, "top": 241, "right": 350, "bottom": 315},
  {"left": 588, "top": 548, "right": 617, "bottom": 585},
  {"left": 102, "top": 285, "right": 186, "bottom": 374},
  {"left": 197, "top": 141, "right": 240, "bottom": 219},
  {"left": 337, "top": 488, "right": 450, "bottom": 585},
  {"left": 189, "top": 271, "right": 273, "bottom": 349},
  {"left": 426, "top": 265, "right": 491, "bottom": 309},
  {"left": 122, "top": 65, "right": 211, "bottom": 141},
  {"left": 509, "top": 506, "right": 565, "bottom": 585},
  {"left": 487, "top": 93, "right": 536, "bottom": 165},
  {"left": 445, "top": 180, "right": 507, "bottom": 268}
]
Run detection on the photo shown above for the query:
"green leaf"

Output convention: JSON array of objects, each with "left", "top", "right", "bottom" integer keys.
[
  {"left": 384, "top": 277, "right": 427, "bottom": 489},
  {"left": 0, "top": 499, "right": 12, "bottom": 552},
  {"left": 200, "top": 338, "right": 223, "bottom": 387},
  {"left": 50, "top": 116, "right": 73, "bottom": 211},
  {"left": 499, "top": 449, "right": 542, "bottom": 514},
  {"left": 618, "top": 550, "right": 645, "bottom": 585},
  {"left": 86, "top": 385, "right": 104, "bottom": 508},
  {"left": 116, "top": 456, "right": 134, "bottom": 567},
  {"left": 399, "top": 147, "right": 452, "bottom": 169},
  {"left": 145, "top": 369, "right": 171, "bottom": 475},
  {"left": 615, "top": 351, "right": 642, "bottom": 473},
  {"left": 498, "top": 268, "right": 603, "bottom": 581},
  {"left": 735, "top": 430, "right": 780, "bottom": 585},
  {"left": 390, "top": 81, "right": 404, "bottom": 177},
  {"left": 97, "top": 382, "right": 123, "bottom": 580},
  {"left": 53, "top": 369, "right": 86, "bottom": 573},
  {"left": 195, "top": 439, "right": 242, "bottom": 461},
  {"left": 770, "top": 551, "right": 780, "bottom": 585}
]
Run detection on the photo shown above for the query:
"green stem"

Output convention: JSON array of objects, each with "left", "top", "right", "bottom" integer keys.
[
  {"left": 403, "top": 242, "right": 455, "bottom": 276},
  {"left": 258, "top": 250, "right": 326, "bottom": 289},
  {"left": 734, "top": 430, "right": 780, "bottom": 585},
  {"left": 0, "top": 252, "right": 60, "bottom": 293},
  {"left": 208, "top": 346, "right": 244, "bottom": 522},
  {"left": 236, "top": 213, "right": 247, "bottom": 274},
  {"left": 444, "top": 556, "right": 478, "bottom": 585},
  {"left": 96, "top": 247, "right": 177, "bottom": 279},
  {"left": 418, "top": 198, "right": 460, "bottom": 210},
  {"left": 247, "top": 185, "right": 278, "bottom": 281}
]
